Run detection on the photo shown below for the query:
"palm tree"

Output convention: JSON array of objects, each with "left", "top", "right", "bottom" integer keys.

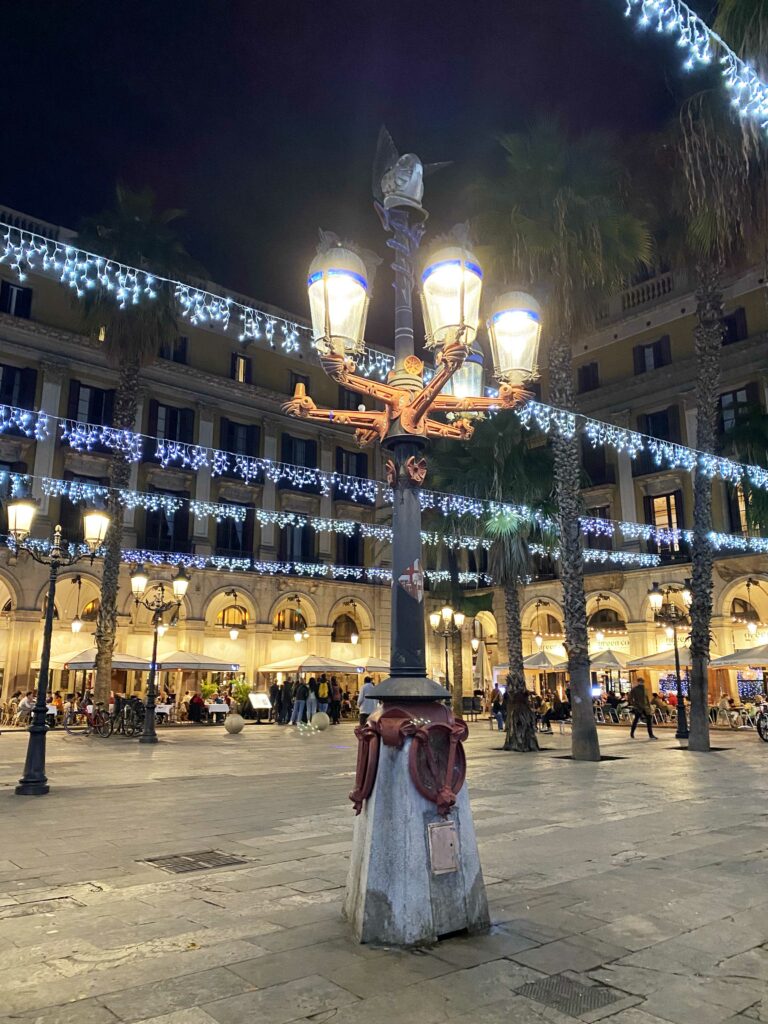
[
  {"left": 724, "top": 406, "right": 768, "bottom": 533},
  {"left": 429, "top": 412, "right": 554, "bottom": 751},
  {"left": 476, "top": 122, "right": 652, "bottom": 761},
  {"left": 77, "top": 185, "right": 195, "bottom": 705}
]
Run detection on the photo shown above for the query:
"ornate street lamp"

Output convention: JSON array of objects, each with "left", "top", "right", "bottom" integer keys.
[
  {"left": 10, "top": 490, "right": 110, "bottom": 796},
  {"left": 533, "top": 599, "right": 549, "bottom": 649},
  {"left": 71, "top": 575, "right": 83, "bottom": 634},
  {"left": 131, "top": 564, "right": 190, "bottom": 744},
  {"left": 648, "top": 579, "right": 692, "bottom": 740},
  {"left": 487, "top": 291, "right": 543, "bottom": 384},
  {"left": 429, "top": 605, "right": 465, "bottom": 692},
  {"left": 282, "top": 130, "right": 541, "bottom": 946}
]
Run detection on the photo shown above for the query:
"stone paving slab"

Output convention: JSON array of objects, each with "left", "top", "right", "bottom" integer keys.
[{"left": 0, "top": 725, "right": 766, "bottom": 1023}]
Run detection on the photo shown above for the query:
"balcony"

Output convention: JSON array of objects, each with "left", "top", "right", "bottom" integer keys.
[{"left": 597, "top": 269, "right": 687, "bottom": 324}]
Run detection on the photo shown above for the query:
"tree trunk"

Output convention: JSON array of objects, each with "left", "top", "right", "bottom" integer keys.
[
  {"left": 93, "top": 359, "right": 140, "bottom": 705},
  {"left": 688, "top": 262, "right": 723, "bottom": 752},
  {"left": 549, "top": 337, "right": 601, "bottom": 761},
  {"left": 503, "top": 581, "right": 538, "bottom": 751}
]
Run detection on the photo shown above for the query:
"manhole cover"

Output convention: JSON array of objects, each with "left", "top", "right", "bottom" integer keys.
[
  {"left": 144, "top": 850, "right": 247, "bottom": 874},
  {"left": 518, "top": 975, "right": 623, "bottom": 1015}
]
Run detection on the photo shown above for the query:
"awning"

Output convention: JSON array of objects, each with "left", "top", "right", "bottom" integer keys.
[
  {"left": 627, "top": 648, "right": 692, "bottom": 669},
  {"left": 554, "top": 649, "right": 628, "bottom": 672},
  {"left": 710, "top": 643, "right": 768, "bottom": 668},
  {"left": 32, "top": 648, "right": 151, "bottom": 671},
  {"left": 258, "top": 655, "right": 357, "bottom": 674},
  {"left": 156, "top": 651, "right": 240, "bottom": 671},
  {"left": 523, "top": 651, "right": 564, "bottom": 671},
  {"left": 349, "top": 656, "right": 390, "bottom": 673}
]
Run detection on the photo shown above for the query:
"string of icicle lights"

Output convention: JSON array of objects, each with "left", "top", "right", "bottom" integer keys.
[
  {"left": 0, "top": 221, "right": 396, "bottom": 381},
  {"left": 622, "top": 0, "right": 768, "bottom": 129}
]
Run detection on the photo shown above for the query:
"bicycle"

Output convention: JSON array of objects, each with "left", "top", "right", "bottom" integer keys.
[
  {"left": 63, "top": 701, "right": 111, "bottom": 737},
  {"left": 111, "top": 698, "right": 145, "bottom": 737}
]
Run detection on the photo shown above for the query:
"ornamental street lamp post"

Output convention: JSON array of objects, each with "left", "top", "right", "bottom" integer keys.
[
  {"left": 648, "top": 580, "right": 692, "bottom": 741},
  {"left": 283, "top": 132, "right": 542, "bottom": 945},
  {"left": 10, "top": 492, "right": 110, "bottom": 796},
  {"left": 130, "top": 564, "right": 190, "bottom": 744},
  {"left": 429, "top": 605, "right": 466, "bottom": 694}
]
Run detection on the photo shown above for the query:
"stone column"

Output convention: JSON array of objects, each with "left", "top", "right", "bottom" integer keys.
[
  {"left": 318, "top": 439, "right": 334, "bottom": 561},
  {"left": 33, "top": 362, "right": 66, "bottom": 517},
  {"left": 192, "top": 404, "right": 214, "bottom": 555}
]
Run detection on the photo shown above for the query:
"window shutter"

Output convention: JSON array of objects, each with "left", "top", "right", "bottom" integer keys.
[
  {"left": 219, "top": 417, "right": 230, "bottom": 450},
  {"left": 281, "top": 434, "right": 292, "bottom": 463},
  {"left": 307, "top": 439, "right": 317, "bottom": 468},
  {"left": 658, "top": 335, "right": 672, "bottom": 365},
  {"left": 666, "top": 404, "right": 681, "bottom": 442},
  {"left": 672, "top": 489, "right": 684, "bottom": 530},
  {"left": 18, "top": 367, "right": 37, "bottom": 409},
  {"left": 745, "top": 381, "right": 760, "bottom": 409},
  {"left": 180, "top": 408, "right": 195, "bottom": 444},
  {"left": 147, "top": 400, "right": 159, "bottom": 438},
  {"left": 246, "top": 424, "right": 259, "bottom": 455},
  {"left": 244, "top": 358, "right": 252, "bottom": 385},
  {"left": 356, "top": 451, "right": 368, "bottom": 478},
  {"left": 643, "top": 494, "right": 654, "bottom": 525},
  {"left": 633, "top": 346, "right": 644, "bottom": 375},
  {"left": 735, "top": 307, "right": 748, "bottom": 340},
  {"left": 243, "top": 509, "right": 254, "bottom": 556},
  {"left": 230, "top": 353, "right": 238, "bottom": 380},
  {"left": 103, "top": 389, "right": 115, "bottom": 427},
  {"left": 67, "top": 380, "right": 81, "bottom": 420}
]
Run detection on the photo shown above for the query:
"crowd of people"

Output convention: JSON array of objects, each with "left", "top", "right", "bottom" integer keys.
[{"left": 266, "top": 674, "right": 376, "bottom": 725}]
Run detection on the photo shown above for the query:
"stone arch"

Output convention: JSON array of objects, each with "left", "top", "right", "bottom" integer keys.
[
  {"left": 474, "top": 610, "right": 498, "bottom": 641},
  {"left": 0, "top": 567, "right": 22, "bottom": 610},
  {"left": 327, "top": 596, "right": 374, "bottom": 632},
  {"left": 268, "top": 590, "right": 319, "bottom": 631},
  {"left": 53, "top": 572, "right": 102, "bottom": 624},
  {"left": 520, "top": 596, "right": 564, "bottom": 635},
  {"left": 203, "top": 586, "right": 259, "bottom": 628}
]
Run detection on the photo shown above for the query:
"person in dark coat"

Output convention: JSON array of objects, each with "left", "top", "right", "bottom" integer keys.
[
  {"left": 629, "top": 678, "right": 656, "bottom": 739},
  {"left": 268, "top": 681, "right": 280, "bottom": 723},
  {"left": 290, "top": 679, "right": 309, "bottom": 725},
  {"left": 280, "top": 677, "right": 293, "bottom": 724}
]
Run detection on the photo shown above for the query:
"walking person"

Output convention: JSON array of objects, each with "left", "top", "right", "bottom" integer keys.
[
  {"left": 306, "top": 677, "right": 318, "bottom": 721},
  {"left": 268, "top": 680, "right": 280, "bottom": 723},
  {"left": 290, "top": 678, "right": 309, "bottom": 725},
  {"left": 329, "top": 676, "right": 342, "bottom": 724},
  {"left": 629, "top": 678, "right": 656, "bottom": 740},
  {"left": 316, "top": 674, "right": 330, "bottom": 714},
  {"left": 357, "top": 675, "right": 378, "bottom": 726}
]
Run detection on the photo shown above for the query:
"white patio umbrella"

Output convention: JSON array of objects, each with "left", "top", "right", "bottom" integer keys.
[
  {"left": 523, "top": 651, "right": 564, "bottom": 671},
  {"left": 156, "top": 651, "right": 240, "bottom": 671},
  {"left": 709, "top": 643, "right": 768, "bottom": 668},
  {"left": 258, "top": 654, "right": 357, "bottom": 674},
  {"left": 349, "top": 655, "right": 390, "bottom": 673},
  {"left": 626, "top": 648, "right": 692, "bottom": 669},
  {"left": 554, "top": 649, "right": 628, "bottom": 672},
  {"left": 32, "top": 648, "right": 151, "bottom": 671}
]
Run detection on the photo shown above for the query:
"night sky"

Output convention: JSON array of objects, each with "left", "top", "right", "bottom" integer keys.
[{"left": 0, "top": 1, "right": 705, "bottom": 320}]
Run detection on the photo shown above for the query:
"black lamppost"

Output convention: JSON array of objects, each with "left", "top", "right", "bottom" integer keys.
[
  {"left": 648, "top": 579, "right": 692, "bottom": 740},
  {"left": 9, "top": 492, "right": 110, "bottom": 796},
  {"left": 429, "top": 604, "right": 465, "bottom": 693},
  {"left": 130, "top": 563, "right": 191, "bottom": 744}
]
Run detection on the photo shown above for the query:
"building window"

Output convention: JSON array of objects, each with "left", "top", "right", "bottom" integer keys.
[
  {"left": 231, "top": 352, "right": 252, "bottom": 384},
  {"left": 0, "top": 280, "right": 32, "bottom": 319},
  {"left": 719, "top": 383, "right": 758, "bottom": 434},
  {"left": 336, "top": 532, "right": 363, "bottom": 567},
  {"left": 339, "top": 387, "right": 364, "bottom": 410},
  {"left": 148, "top": 402, "right": 195, "bottom": 445},
  {"left": 215, "top": 504, "right": 254, "bottom": 557},
  {"left": 273, "top": 607, "right": 307, "bottom": 633},
  {"left": 289, "top": 371, "right": 310, "bottom": 395},
  {"left": 722, "top": 307, "right": 748, "bottom": 346},
  {"left": 81, "top": 598, "right": 100, "bottom": 622},
  {"left": 727, "top": 485, "right": 749, "bottom": 535},
  {"left": 98, "top": 325, "right": 107, "bottom": 343},
  {"left": 159, "top": 336, "right": 188, "bottom": 364},
  {"left": 220, "top": 418, "right": 260, "bottom": 458},
  {"left": 633, "top": 335, "right": 671, "bottom": 374},
  {"left": 279, "top": 522, "right": 315, "bottom": 562},
  {"left": 0, "top": 364, "right": 36, "bottom": 408},
  {"left": 643, "top": 490, "right": 683, "bottom": 557},
  {"left": 585, "top": 506, "right": 613, "bottom": 550},
  {"left": 58, "top": 473, "right": 108, "bottom": 543},
  {"left": 280, "top": 434, "right": 319, "bottom": 492},
  {"left": 580, "top": 437, "right": 614, "bottom": 487},
  {"left": 67, "top": 381, "right": 114, "bottom": 426},
  {"left": 331, "top": 614, "right": 358, "bottom": 642},
  {"left": 577, "top": 361, "right": 600, "bottom": 393},
  {"left": 334, "top": 447, "right": 370, "bottom": 501},
  {"left": 143, "top": 489, "right": 190, "bottom": 552},
  {"left": 634, "top": 406, "right": 681, "bottom": 476}
]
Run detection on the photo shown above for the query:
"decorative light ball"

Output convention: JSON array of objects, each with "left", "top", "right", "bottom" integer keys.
[
  {"left": 224, "top": 713, "right": 245, "bottom": 734},
  {"left": 312, "top": 711, "right": 331, "bottom": 731}
]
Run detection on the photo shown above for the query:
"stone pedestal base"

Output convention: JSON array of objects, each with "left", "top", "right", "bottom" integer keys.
[{"left": 344, "top": 703, "right": 489, "bottom": 946}]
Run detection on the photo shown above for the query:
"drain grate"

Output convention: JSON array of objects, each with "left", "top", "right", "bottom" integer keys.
[
  {"left": 144, "top": 850, "right": 247, "bottom": 874},
  {"left": 518, "top": 975, "right": 623, "bottom": 1016}
]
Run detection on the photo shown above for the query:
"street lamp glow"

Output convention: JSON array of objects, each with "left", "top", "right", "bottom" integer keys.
[
  {"left": 648, "top": 582, "right": 664, "bottom": 613},
  {"left": 441, "top": 604, "right": 453, "bottom": 624},
  {"left": 293, "top": 630, "right": 303, "bottom": 643},
  {"left": 172, "top": 565, "right": 190, "bottom": 600},
  {"left": 487, "top": 291, "right": 542, "bottom": 384},
  {"left": 421, "top": 245, "right": 483, "bottom": 350},
  {"left": 82, "top": 505, "right": 110, "bottom": 552},
  {"left": 71, "top": 615, "right": 82, "bottom": 634},
  {"left": 157, "top": 623, "right": 168, "bottom": 637},
  {"left": 229, "top": 626, "right": 240, "bottom": 641},
  {"left": 534, "top": 631, "right": 543, "bottom": 648},
  {"left": 350, "top": 630, "right": 359, "bottom": 645},
  {"left": 130, "top": 564, "right": 149, "bottom": 599},
  {"left": 307, "top": 246, "right": 369, "bottom": 359},
  {"left": 682, "top": 580, "right": 693, "bottom": 608},
  {"left": 453, "top": 611, "right": 466, "bottom": 629},
  {"left": 442, "top": 345, "right": 485, "bottom": 399},
  {"left": 595, "top": 628, "right": 605, "bottom": 645},
  {"left": 429, "top": 611, "right": 441, "bottom": 631},
  {"left": 748, "top": 619, "right": 758, "bottom": 636},
  {"left": 665, "top": 624, "right": 675, "bottom": 640},
  {"left": 7, "top": 494, "right": 37, "bottom": 543},
  {"left": 471, "top": 637, "right": 480, "bottom": 652}
]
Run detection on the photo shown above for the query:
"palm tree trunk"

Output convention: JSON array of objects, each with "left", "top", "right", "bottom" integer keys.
[
  {"left": 549, "top": 338, "right": 601, "bottom": 761},
  {"left": 93, "top": 359, "right": 140, "bottom": 705},
  {"left": 503, "top": 581, "right": 538, "bottom": 752},
  {"left": 688, "top": 262, "right": 723, "bottom": 752}
]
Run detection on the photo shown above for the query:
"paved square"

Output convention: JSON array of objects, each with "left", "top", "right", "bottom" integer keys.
[{"left": 0, "top": 723, "right": 766, "bottom": 1023}]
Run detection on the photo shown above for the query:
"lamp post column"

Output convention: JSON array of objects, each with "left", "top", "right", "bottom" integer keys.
[
  {"left": 16, "top": 557, "right": 59, "bottom": 795},
  {"left": 673, "top": 627, "right": 689, "bottom": 740},
  {"left": 140, "top": 612, "right": 161, "bottom": 745}
]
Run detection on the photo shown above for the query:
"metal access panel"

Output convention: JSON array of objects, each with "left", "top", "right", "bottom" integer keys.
[{"left": 428, "top": 821, "right": 459, "bottom": 874}]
